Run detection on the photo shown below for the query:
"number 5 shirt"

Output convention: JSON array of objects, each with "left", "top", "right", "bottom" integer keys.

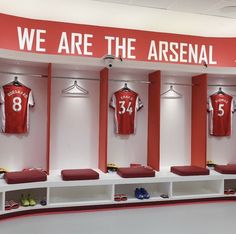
[
  {"left": 0, "top": 84, "right": 34, "bottom": 133},
  {"left": 208, "top": 92, "right": 234, "bottom": 136},
  {"left": 110, "top": 89, "right": 143, "bottom": 135}
]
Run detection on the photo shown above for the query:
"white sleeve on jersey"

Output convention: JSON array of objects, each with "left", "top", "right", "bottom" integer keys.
[
  {"left": 136, "top": 96, "right": 143, "bottom": 111},
  {"left": 207, "top": 97, "right": 213, "bottom": 111},
  {"left": 0, "top": 87, "right": 5, "bottom": 104},
  {"left": 231, "top": 98, "right": 235, "bottom": 113},
  {"left": 110, "top": 94, "right": 116, "bottom": 108},
  {"left": 28, "top": 90, "right": 34, "bottom": 107}
]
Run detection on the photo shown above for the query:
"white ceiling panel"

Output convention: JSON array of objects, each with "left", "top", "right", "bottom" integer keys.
[
  {"left": 131, "top": 0, "right": 176, "bottom": 9},
  {"left": 92, "top": 0, "right": 236, "bottom": 18},
  {"left": 169, "top": 0, "right": 221, "bottom": 13}
]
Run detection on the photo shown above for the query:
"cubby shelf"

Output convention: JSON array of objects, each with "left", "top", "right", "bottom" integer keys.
[{"left": 0, "top": 171, "right": 235, "bottom": 216}]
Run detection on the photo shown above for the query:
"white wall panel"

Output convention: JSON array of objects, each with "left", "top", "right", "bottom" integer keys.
[
  {"left": 207, "top": 76, "right": 236, "bottom": 165},
  {"left": 0, "top": 62, "right": 48, "bottom": 170},
  {"left": 107, "top": 70, "right": 148, "bottom": 167},
  {"left": 160, "top": 75, "right": 192, "bottom": 169},
  {"left": 50, "top": 68, "right": 100, "bottom": 170}
]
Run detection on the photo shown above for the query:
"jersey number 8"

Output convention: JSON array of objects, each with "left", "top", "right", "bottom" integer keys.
[{"left": 12, "top": 97, "right": 22, "bottom": 112}]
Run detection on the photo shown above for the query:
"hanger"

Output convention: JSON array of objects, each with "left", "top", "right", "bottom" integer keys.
[
  {"left": 161, "top": 85, "right": 183, "bottom": 99},
  {"left": 121, "top": 83, "right": 130, "bottom": 91},
  {"left": 12, "top": 76, "right": 22, "bottom": 86},
  {"left": 217, "top": 87, "right": 225, "bottom": 95},
  {"left": 61, "top": 80, "right": 89, "bottom": 96}
]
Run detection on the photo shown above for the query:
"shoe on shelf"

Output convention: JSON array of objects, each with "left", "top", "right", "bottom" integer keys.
[
  {"left": 120, "top": 194, "right": 128, "bottom": 201},
  {"left": 224, "top": 188, "right": 235, "bottom": 195},
  {"left": 21, "top": 194, "right": 29, "bottom": 207},
  {"left": 140, "top": 188, "right": 150, "bottom": 199},
  {"left": 28, "top": 194, "right": 36, "bottom": 206},
  {"left": 135, "top": 188, "right": 144, "bottom": 200},
  {"left": 114, "top": 193, "right": 128, "bottom": 202},
  {"left": 40, "top": 199, "right": 47, "bottom": 206},
  {"left": 5, "top": 201, "right": 11, "bottom": 210},
  {"left": 160, "top": 193, "right": 169, "bottom": 199},
  {"left": 9, "top": 200, "right": 19, "bottom": 209},
  {"left": 114, "top": 194, "right": 122, "bottom": 201}
]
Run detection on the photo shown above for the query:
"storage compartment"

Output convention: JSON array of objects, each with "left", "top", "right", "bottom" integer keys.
[
  {"left": 0, "top": 193, "right": 2, "bottom": 211},
  {"left": 172, "top": 180, "right": 222, "bottom": 197},
  {"left": 5, "top": 188, "right": 47, "bottom": 209},
  {"left": 49, "top": 185, "right": 112, "bottom": 205},
  {"left": 115, "top": 182, "right": 171, "bottom": 201},
  {"left": 224, "top": 179, "right": 236, "bottom": 195}
]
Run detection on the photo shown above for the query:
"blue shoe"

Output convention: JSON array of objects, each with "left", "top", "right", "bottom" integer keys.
[
  {"left": 140, "top": 188, "right": 150, "bottom": 199},
  {"left": 135, "top": 188, "right": 144, "bottom": 200}
]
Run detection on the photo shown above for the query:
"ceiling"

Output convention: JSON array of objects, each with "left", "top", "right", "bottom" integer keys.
[{"left": 92, "top": 0, "right": 236, "bottom": 18}]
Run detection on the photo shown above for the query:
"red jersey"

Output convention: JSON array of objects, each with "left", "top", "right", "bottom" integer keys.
[
  {"left": 208, "top": 92, "right": 234, "bottom": 136},
  {"left": 0, "top": 84, "right": 34, "bottom": 133},
  {"left": 110, "top": 89, "right": 143, "bottom": 135}
]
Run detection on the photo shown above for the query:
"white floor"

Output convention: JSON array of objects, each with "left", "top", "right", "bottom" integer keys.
[{"left": 0, "top": 201, "right": 235, "bottom": 234}]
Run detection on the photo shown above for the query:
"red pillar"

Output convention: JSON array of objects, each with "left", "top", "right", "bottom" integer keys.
[
  {"left": 147, "top": 71, "right": 161, "bottom": 171},
  {"left": 98, "top": 68, "right": 109, "bottom": 172},
  {"left": 191, "top": 74, "right": 207, "bottom": 167}
]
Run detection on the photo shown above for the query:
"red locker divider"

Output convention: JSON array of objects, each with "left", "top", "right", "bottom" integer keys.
[
  {"left": 147, "top": 71, "right": 161, "bottom": 171},
  {"left": 191, "top": 74, "right": 207, "bottom": 167},
  {"left": 98, "top": 68, "right": 109, "bottom": 172}
]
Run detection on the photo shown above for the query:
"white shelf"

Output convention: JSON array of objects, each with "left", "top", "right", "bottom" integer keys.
[
  {"left": 0, "top": 192, "right": 2, "bottom": 212},
  {"left": 172, "top": 180, "right": 223, "bottom": 197},
  {"left": 3, "top": 204, "right": 46, "bottom": 214},
  {"left": 49, "top": 200, "right": 112, "bottom": 207},
  {"left": 49, "top": 185, "right": 112, "bottom": 204},
  {"left": 0, "top": 172, "right": 235, "bottom": 216},
  {"left": 115, "top": 182, "right": 171, "bottom": 199}
]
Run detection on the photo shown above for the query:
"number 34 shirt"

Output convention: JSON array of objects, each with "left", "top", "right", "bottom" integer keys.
[
  {"left": 208, "top": 93, "right": 234, "bottom": 136},
  {"left": 0, "top": 84, "right": 34, "bottom": 133},
  {"left": 110, "top": 89, "right": 143, "bottom": 135}
]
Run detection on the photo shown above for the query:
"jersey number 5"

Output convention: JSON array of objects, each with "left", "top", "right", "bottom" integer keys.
[{"left": 218, "top": 104, "right": 224, "bottom": 117}]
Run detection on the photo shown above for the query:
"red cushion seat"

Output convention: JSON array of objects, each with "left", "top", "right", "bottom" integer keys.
[
  {"left": 117, "top": 167, "right": 155, "bottom": 178},
  {"left": 171, "top": 166, "right": 209, "bottom": 176},
  {"left": 61, "top": 169, "right": 99, "bottom": 181},
  {"left": 4, "top": 170, "right": 47, "bottom": 184},
  {"left": 214, "top": 165, "right": 236, "bottom": 174}
]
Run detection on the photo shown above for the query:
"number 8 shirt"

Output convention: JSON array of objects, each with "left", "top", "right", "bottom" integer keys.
[
  {"left": 110, "top": 89, "right": 143, "bottom": 135},
  {"left": 208, "top": 92, "right": 234, "bottom": 136},
  {"left": 0, "top": 84, "right": 34, "bottom": 133}
]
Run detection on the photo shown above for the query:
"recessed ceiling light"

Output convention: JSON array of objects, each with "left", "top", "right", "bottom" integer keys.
[{"left": 220, "top": 6, "right": 236, "bottom": 13}]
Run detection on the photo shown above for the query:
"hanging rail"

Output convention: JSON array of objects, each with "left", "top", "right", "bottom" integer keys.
[
  {"left": 0, "top": 71, "right": 151, "bottom": 83},
  {"left": 52, "top": 76, "right": 99, "bottom": 81},
  {"left": 109, "top": 79, "right": 150, "bottom": 84},
  {"left": 208, "top": 84, "right": 236, "bottom": 87},
  {"left": 164, "top": 82, "right": 195, "bottom": 87},
  {"left": 0, "top": 70, "right": 47, "bottom": 78}
]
